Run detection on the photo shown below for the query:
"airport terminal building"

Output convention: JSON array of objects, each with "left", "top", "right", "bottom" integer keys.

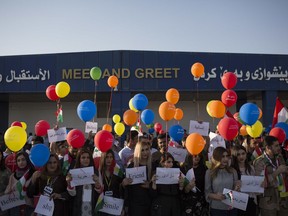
[{"left": 0, "top": 50, "right": 287, "bottom": 134}]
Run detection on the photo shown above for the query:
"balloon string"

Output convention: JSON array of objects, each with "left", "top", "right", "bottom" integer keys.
[
  {"left": 106, "top": 88, "right": 113, "bottom": 123},
  {"left": 138, "top": 111, "right": 142, "bottom": 134},
  {"left": 165, "top": 121, "right": 168, "bottom": 153},
  {"left": 197, "top": 82, "right": 200, "bottom": 120},
  {"left": 56, "top": 99, "right": 61, "bottom": 127},
  {"left": 93, "top": 81, "right": 98, "bottom": 122}
]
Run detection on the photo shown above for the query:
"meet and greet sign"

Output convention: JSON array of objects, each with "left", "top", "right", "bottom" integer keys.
[{"left": 0, "top": 51, "right": 287, "bottom": 92}]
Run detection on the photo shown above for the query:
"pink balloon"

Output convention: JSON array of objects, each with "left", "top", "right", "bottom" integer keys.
[
  {"left": 11, "top": 121, "right": 22, "bottom": 127},
  {"left": 221, "top": 89, "right": 238, "bottom": 107},
  {"left": 218, "top": 117, "right": 239, "bottom": 141},
  {"left": 269, "top": 127, "right": 286, "bottom": 144},
  {"left": 35, "top": 120, "right": 50, "bottom": 136},
  {"left": 221, "top": 72, "right": 237, "bottom": 89},
  {"left": 67, "top": 129, "right": 85, "bottom": 148},
  {"left": 94, "top": 130, "right": 113, "bottom": 152},
  {"left": 154, "top": 122, "right": 162, "bottom": 133}
]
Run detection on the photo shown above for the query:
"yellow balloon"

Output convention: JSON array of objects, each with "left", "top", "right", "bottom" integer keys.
[
  {"left": 112, "top": 114, "right": 121, "bottom": 123},
  {"left": 4, "top": 126, "right": 27, "bottom": 152},
  {"left": 114, "top": 122, "right": 125, "bottom": 136},
  {"left": 55, "top": 81, "right": 70, "bottom": 98},
  {"left": 246, "top": 120, "right": 263, "bottom": 138},
  {"left": 21, "top": 121, "right": 27, "bottom": 130},
  {"left": 129, "top": 98, "right": 138, "bottom": 112}
]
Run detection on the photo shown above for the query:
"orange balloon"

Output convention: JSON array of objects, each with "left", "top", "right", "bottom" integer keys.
[
  {"left": 239, "top": 125, "right": 248, "bottom": 136},
  {"left": 206, "top": 100, "right": 226, "bottom": 118},
  {"left": 174, "top": 108, "right": 184, "bottom": 121},
  {"left": 186, "top": 133, "right": 206, "bottom": 155},
  {"left": 165, "top": 88, "right": 180, "bottom": 104},
  {"left": 258, "top": 108, "right": 262, "bottom": 119},
  {"left": 159, "top": 101, "right": 176, "bottom": 121},
  {"left": 102, "top": 124, "right": 112, "bottom": 132},
  {"left": 123, "top": 110, "right": 138, "bottom": 126},
  {"left": 191, "top": 62, "right": 205, "bottom": 78},
  {"left": 107, "top": 75, "right": 119, "bottom": 88}
]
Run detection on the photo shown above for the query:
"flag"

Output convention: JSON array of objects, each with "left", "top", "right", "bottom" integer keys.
[
  {"left": 250, "top": 146, "right": 262, "bottom": 161},
  {"left": 16, "top": 169, "right": 30, "bottom": 200},
  {"left": 62, "top": 153, "right": 70, "bottom": 176},
  {"left": 95, "top": 168, "right": 104, "bottom": 215},
  {"left": 272, "top": 97, "right": 288, "bottom": 128},
  {"left": 57, "top": 107, "right": 63, "bottom": 123},
  {"left": 113, "top": 163, "right": 124, "bottom": 178}
]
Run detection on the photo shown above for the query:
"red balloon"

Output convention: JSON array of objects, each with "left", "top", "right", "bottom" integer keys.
[
  {"left": 159, "top": 129, "right": 165, "bottom": 134},
  {"left": 218, "top": 117, "right": 239, "bottom": 141},
  {"left": 94, "top": 130, "right": 113, "bottom": 152},
  {"left": 221, "top": 72, "right": 237, "bottom": 89},
  {"left": 5, "top": 153, "right": 16, "bottom": 172},
  {"left": 221, "top": 89, "right": 238, "bottom": 107},
  {"left": 67, "top": 129, "right": 85, "bottom": 148},
  {"left": 11, "top": 121, "right": 22, "bottom": 127},
  {"left": 35, "top": 120, "right": 50, "bottom": 136},
  {"left": 154, "top": 122, "right": 162, "bottom": 133},
  {"left": 46, "top": 85, "right": 60, "bottom": 101},
  {"left": 269, "top": 127, "right": 286, "bottom": 144}
]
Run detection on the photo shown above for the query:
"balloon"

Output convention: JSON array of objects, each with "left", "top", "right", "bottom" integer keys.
[
  {"left": 154, "top": 122, "right": 162, "bottom": 132},
  {"left": 239, "top": 125, "right": 248, "bottom": 136},
  {"left": 169, "top": 125, "right": 184, "bottom": 142},
  {"left": 174, "top": 108, "right": 184, "bottom": 121},
  {"left": 20, "top": 122, "right": 27, "bottom": 130},
  {"left": 67, "top": 129, "right": 85, "bottom": 148},
  {"left": 221, "top": 72, "right": 237, "bottom": 89},
  {"left": 94, "top": 130, "right": 113, "bottom": 152},
  {"left": 258, "top": 108, "right": 263, "bottom": 119},
  {"left": 159, "top": 129, "right": 165, "bottom": 134},
  {"left": 132, "top": 93, "right": 148, "bottom": 111},
  {"left": 35, "top": 120, "right": 50, "bottom": 136},
  {"left": 159, "top": 101, "right": 176, "bottom": 121},
  {"left": 112, "top": 114, "right": 121, "bottom": 123},
  {"left": 102, "top": 124, "right": 112, "bottom": 132},
  {"left": 186, "top": 133, "right": 206, "bottom": 155},
  {"left": 55, "top": 81, "right": 70, "bottom": 98},
  {"left": 90, "top": 67, "right": 102, "bottom": 80},
  {"left": 46, "top": 85, "right": 60, "bottom": 101},
  {"left": 123, "top": 110, "right": 138, "bottom": 126},
  {"left": 29, "top": 144, "right": 50, "bottom": 167},
  {"left": 191, "top": 62, "right": 205, "bottom": 78},
  {"left": 107, "top": 75, "right": 119, "bottom": 88},
  {"left": 221, "top": 89, "right": 237, "bottom": 107},
  {"left": 165, "top": 88, "right": 180, "bottom": 104},
  {"left": 11, "top": 121, "right": 22, "bottom": 127},
  {"left": 5, "top": 153, "right": 16, "bottom": 172},
  {"left": 4, "top": 126, "right": 27, "bottom": 152},
  {"left": 114, "top": 122, "right": 125, "bottom": 136},
  {"left": 77, "top": 100, "right": 97, "bottom": 122},
  {"left": 233, "top": 112, "right": 244, "bottom": 125},
  {"left": 218, "top": 117, "right": 239, "bottom": 141},
  {"left": 129, "top": 98, "right": 138, "bottom": 112},
  {"left": 206, "top": 100, "right": 226, "bottom": 118},
  {"left": 269, "top": 127, "right": 286, "bottom": 143},
  {"left": 148, "top": 128, "right": 155, "bottom": 134},
  {"left": 275, "top": 122, "right": 288, "bottom": 140},
  {"left": 239, "top": 103, "right": 260, "bottom": 126},
  {"left": 141, "top": 109, "right": 155, "bottom": 125},
  {"left": 246, "top": 121, "right": 263, "bottom": 138}
]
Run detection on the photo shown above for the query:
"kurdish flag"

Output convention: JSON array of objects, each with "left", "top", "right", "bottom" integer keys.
[
  {"left": 250, "top": 146, "right": 263, "bottom": 161},
  {"left": 94, "top": 192, "right": 104, "bottom": 215},
  {"left": 16, "top": 169, "right": 30, "bottom": 200},
  {"left": 62, "top": 153, "right": 70, "bottom": 176},
  {"left": 272, "top": 97, "right": 288, "bottom": 128},
  {"left": 113, "top": 163, "right": 124, "bottom": 178}
]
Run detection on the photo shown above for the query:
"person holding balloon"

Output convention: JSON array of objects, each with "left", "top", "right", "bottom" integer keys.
[
  {"left": 5, "top": 152, "right": 35, "bottom": 216},
  {"left": 205, "top": 146, "right": 240, "bottom": 216}
]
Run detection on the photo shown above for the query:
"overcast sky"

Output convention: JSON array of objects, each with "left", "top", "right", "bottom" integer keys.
[{"left": 1, "top": 0, "right": 288, "bottom": 56}]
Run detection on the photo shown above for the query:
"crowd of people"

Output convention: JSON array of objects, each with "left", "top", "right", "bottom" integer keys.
[{"left": 0, "top": 128, "right": 288, "bottom": 216}]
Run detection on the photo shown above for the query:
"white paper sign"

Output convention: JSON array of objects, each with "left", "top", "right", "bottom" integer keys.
[
  {"left": 34, "top": 195, "right": 54, "bottom": 216},
  {"left": 85, "top": 121, "right": 98, "bottom": 133},
  {"left": 221, "top": 188, "right": 249, "bottom": 211},
  {"left": 189, "top": 120, "right": 209, "bottom": 136},
  {"left": 241, "top": 175, "right": 264, "bottom": 193},
  {"left": 47, "top": 127, "right": 67, "bottom": 143},
  {"left": 70, "top": 166, "right": 95, "bottom": 187},
  {"left": 156, "top": 168, "right": 180, "bottom": 184},
  {"left": 168, "top": 146, "right": 187, "bottom": 163},
  {"left": 185, "top": 168, "right": 197, "bottom": 192},
  {"left": 209, "top": 132, "right": 226, "bottom": 153},
  {"left": 0, "top": 192, "right": 26, "bottom": 211},
  {"left": 99, "top": 196, "right": 124, "bottom": 216},
  {"left": 125, "top": 166, "right": 147, "bottom": 185}
]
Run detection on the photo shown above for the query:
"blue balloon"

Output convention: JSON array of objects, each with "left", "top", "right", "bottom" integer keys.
[
  {"left": 169, "top": 125, "right": 184, "bottom": 142},
  {"left": 77, "top": 100, "right": 97, "bottom": 122},
  {"left": 239, "top": 103, "right": 259, "bottom": 126},
  {"left": 30, "top": 144, "right": 50, "bottom": 167},
  {"left": 132, "top": 94, "right": 148, "bottom": 111},
  {"left": 275, "top": 122, "right": 288, "bottom": 140},
  {"left": 141, "top": 109, "right": 155, "bottom": 125},
  {"left": 148, "top": 128, "right": 155, "bottom": 134}
]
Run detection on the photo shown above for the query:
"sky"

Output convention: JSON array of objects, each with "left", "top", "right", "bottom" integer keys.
[{"left": 1, "top": 0, "right": 288, "bottom": 56}]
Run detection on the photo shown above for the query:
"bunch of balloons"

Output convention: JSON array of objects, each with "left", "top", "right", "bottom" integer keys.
[
  {"left": 46, "top": 81, "right": 70, "bottom": 101},
  {"left": 112, "top": 114, "right": 125, "bottom": 136}
]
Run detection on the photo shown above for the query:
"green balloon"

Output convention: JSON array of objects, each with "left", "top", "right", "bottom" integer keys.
[{"left": 90, "top": 67, "right": 102, "bottom": 80}]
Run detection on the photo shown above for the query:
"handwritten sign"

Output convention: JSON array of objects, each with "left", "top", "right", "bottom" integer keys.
[
  {"left": 241, "top": 175, "right": 264, "bottom": 193},
  {"left": 209, "top": 132, "right": 226, "bottom": 152},
  {"left": 47, "top": 127, "right": 67, "bottom": 143},
  {"left": 0, "top": 192, "right": 26, "bottom": 211},
  {"left": 221, "top": 188, "right": 249, "bottom": 211},
  {"left": 85, "top": 121, "right": 98, "bottom": 133},
  {"left": 168, "top": 146, "right": 187, "bottom": 163},
  {"left": 99, "top": 196, "right": 124, "bottom": 216},
  {"left": 34, "top": 195, "right": 54, "bottom": 216},
  {"left": 189, "top": 120, "right": 209, "bottom": 136},
  {"left": 156, "top": 168, "right": 180, "bottom": 185},
  {"left": 69, "top": 166, "right": 95, "bottom": 187},
  {"left": 125, "top": 166, "right": 147, "bottom": 185}
]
